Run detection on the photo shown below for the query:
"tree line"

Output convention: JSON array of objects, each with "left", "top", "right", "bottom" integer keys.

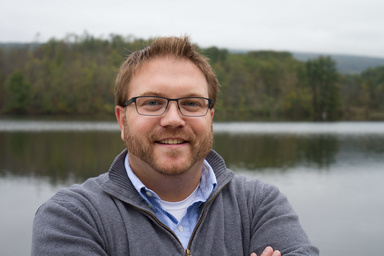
[{"left": 1, "top": 33, "right": 384, "bottom": 121}]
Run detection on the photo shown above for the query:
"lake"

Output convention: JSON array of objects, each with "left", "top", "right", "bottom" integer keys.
[{"left": 1, "top": 120, "right": 384, "bottom": 255}]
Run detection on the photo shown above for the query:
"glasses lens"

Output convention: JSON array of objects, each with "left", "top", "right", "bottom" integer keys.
[
  {"left": 179, "top": 98, "right": 209, "bottom": 116},
  {"left": 136, "top": 97, "right": 168, "bottom": 115},
  {"left": 134, "top": 96, "right": 210, "bottom": 116}
]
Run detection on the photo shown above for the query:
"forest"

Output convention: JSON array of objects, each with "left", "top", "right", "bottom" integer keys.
[{"left": 1, "top": 33, "right": 384, "bottom": 121}]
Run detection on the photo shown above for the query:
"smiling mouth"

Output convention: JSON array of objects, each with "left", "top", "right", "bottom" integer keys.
[{"left": 157, "top": 139, "right": 186, "bottom": 145}]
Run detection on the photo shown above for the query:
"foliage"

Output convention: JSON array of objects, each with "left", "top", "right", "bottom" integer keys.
[
  {"left": 1, "top": 33, "right": 384, "bottom": 121},
  {"left": 361, "top": 66, "right": 384, "bottom": 111},
  {"left": 300, "top": 56, "right": 341, "bottom": 120},
  {"left": 4, "top": 71, "right": 31, "bottom": 114}
]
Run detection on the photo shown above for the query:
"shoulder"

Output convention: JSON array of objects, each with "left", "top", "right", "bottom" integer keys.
[
  {"left": 31, "top": 173, "right": 114, "bottom": 255},
  {"left": 224, "top": 174, "right": 290, "bottom": 214},
  {"left": 36, "top": 173, "right": 110, "bottom": 218},
  {"left": 228, "top": 175, "right": 281, "bottom": 198}
]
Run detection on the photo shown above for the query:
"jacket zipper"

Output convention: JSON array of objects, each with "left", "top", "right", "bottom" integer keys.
[
  {"left": 137, "top": 208, "right": 193, "bottom": 256},
  {"left": 185, "top": 182, "right": 230, "bottom": 254},
  {"left": 131, "top": 206, "right": 190, "bottom": 254}
]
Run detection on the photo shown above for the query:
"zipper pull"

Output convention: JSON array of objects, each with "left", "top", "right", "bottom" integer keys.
[{"left": 185, "top": 249, "right": 191, "bottom": 256}]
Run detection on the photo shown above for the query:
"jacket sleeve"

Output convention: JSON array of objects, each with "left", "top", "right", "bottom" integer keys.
[
  {"left": 31, "top": 189, "right": 109, "bottom": 256},
  {"left": 248, "top": 180, "right": 319, "bottom": 256}
]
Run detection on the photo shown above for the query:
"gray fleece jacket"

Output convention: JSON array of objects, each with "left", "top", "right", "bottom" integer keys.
[{"left": 31, "top": 149, "right": 319, "bottom": 256}]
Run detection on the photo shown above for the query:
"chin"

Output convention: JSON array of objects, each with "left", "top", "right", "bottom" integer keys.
[{"left": 152, "top": 158, "right": 194, "bottom": 176}]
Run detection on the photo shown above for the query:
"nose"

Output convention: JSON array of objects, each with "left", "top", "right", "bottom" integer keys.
[{"left": 159, "top": 101, "right": 185, "bottom": 128}]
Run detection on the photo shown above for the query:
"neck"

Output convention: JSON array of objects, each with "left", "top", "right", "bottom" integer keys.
[{"left": 129, "top": 154, "right": 203, "bottom": 202}]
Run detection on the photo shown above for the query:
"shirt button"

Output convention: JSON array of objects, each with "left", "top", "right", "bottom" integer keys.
[
  {"left": 146, "top": 191, "right": 153, "bottom": 197},
  {"left": 178, "top": 225, "right": 184, "bottom": 232}
]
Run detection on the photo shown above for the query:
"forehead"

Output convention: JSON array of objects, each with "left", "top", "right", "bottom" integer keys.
[{"left": 128, "top": 57, "right": 209, "bottom": 98}]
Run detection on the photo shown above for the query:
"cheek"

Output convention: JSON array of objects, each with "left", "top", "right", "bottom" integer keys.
[
  {"left": 126, "top": 116, "right": 157, "bottom": 135},
  {"left": 191, "top": 119, "right": 212, "bottom": 136}
]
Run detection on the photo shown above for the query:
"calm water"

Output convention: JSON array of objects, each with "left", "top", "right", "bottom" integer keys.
[{"left": 1, "top": 120, "right": 384, "bottom": 256}]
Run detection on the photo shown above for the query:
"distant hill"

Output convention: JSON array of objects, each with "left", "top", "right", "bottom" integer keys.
[
  {"left": 292, "top": 52, "right": 384, "bottom": 74},
  {"left": 0, "top": 42, "right": 35, "bottom": 49},
  {"left": 229, "top": 48, "right": 384, "bottom": 74},
  {"left": 0, "top": 42, "right": 40, "bottom": 52}
]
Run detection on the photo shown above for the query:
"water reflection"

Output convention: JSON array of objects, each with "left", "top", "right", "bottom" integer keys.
[
  {"left": 0, "top": 132, "right": 123, "bottom": 184},
  {"left": 1, "top": 122, "right": 384, "bottom": 183},
  {"left": 214, "top": 134, "right": 340, "bottom": 170}
]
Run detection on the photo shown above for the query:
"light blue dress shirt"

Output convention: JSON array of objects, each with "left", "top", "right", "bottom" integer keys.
[{"left": 124, "top": 153, "right": 217, "bottom": 249}]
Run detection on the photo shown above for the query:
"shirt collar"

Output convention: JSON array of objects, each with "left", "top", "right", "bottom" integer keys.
[{"left": 124, "top": 153, "right": 217, "bottom": 202}]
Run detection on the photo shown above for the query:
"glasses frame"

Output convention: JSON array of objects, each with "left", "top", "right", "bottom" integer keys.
[{"left": 123, "top": 96, "right": 214, "bottom": 117}]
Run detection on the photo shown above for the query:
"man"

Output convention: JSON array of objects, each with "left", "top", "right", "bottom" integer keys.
[{"left": 32, "top": 36, "right": 319, "bottom": 256}]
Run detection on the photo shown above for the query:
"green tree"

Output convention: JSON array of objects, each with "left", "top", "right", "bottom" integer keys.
[
  {"left": 202, "top": 47, "right": 228, "bottom": 64},
  {"left": 361, "top": 66, "right": 384, "bottom": 112},
  {"left": 5, "top": 71, "right": 31, "bottom": 114},
  {"left": 302, "top": 56, "right": 341, "bottom": 120},
  {"left": 4, "top": 33, "right": 384, "bottom": 121}
]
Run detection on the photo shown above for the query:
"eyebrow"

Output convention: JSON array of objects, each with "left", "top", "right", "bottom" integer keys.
[
  {"left": 138, "top": 91, "right": 164, "bottom": 97},
  {"left": 137, "top": 91, "right": 207, "bottom": 98}
]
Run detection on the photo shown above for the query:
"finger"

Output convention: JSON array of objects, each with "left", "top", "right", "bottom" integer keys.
[
  {"left": 272, "top": 250, "right": 281, "bottom": 256},
  {"left": 261, "top": 246, "right": 273, "bottom": 256},
  {"left": 250, "top": 253, "right": 257, "bottom": 256}
]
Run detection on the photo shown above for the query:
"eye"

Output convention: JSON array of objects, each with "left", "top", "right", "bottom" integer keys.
[
  {"left": 145, "top": 100, "right": 162, "bottom": 106},
  {"left": 137, "top": 97, "right": 166, "bottom": 110},
  {"left": 184, "top": 101, "right": 200, "bottom": 107},
  {"left": 180, "top": 98, "right": 206, "bottom": 113}
]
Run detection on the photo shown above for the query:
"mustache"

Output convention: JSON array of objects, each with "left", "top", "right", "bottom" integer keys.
[{"left": 149, "top": 128, "right": 194, "bottom": 141}]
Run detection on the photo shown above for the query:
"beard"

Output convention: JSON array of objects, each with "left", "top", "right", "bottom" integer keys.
[{"left": 123, "top": 117, "right": 213, "bottom": 176}]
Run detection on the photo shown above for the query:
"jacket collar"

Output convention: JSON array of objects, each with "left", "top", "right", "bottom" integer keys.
[{"left": 101, "top": 149, "right": 234, "bottom": 206}]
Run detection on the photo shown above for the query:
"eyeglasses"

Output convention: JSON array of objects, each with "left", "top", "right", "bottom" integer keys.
[{"left": 123, "top": 96, "right": 213, "bottom": 117}]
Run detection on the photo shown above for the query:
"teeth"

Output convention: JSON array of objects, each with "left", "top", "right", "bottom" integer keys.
[{"left": 159, "top": 139, "right": 184, "bottom": 144}]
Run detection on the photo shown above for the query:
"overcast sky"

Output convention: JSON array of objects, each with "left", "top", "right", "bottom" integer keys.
[{"left": 1, "top": 0, "right": 384, "bottom": 57}]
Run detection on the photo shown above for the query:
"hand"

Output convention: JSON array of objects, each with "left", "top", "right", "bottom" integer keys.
[{"left": 250, "top": 246, "right": 281, "bottom": 256}]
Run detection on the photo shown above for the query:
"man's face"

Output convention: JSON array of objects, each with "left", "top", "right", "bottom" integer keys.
[{"left": 116, "top": 57, "right": 214, "bottom": 176}]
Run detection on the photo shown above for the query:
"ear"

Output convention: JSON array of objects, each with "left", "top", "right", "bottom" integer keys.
[
  {"left": 115, "top": 105, "right": 126, "bottom": 141},
  {"left": 210, "top": 108, "right": 215, "bottom": 119}
]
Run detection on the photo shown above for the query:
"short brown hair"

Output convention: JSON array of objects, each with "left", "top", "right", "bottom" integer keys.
[{"left": 115, "top": 36, "right": 220, "bottom": 107}]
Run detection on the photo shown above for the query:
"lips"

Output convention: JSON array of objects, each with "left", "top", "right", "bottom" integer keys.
[{"left": 157, "top": 138, "right": 186, "bottom": 145}]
